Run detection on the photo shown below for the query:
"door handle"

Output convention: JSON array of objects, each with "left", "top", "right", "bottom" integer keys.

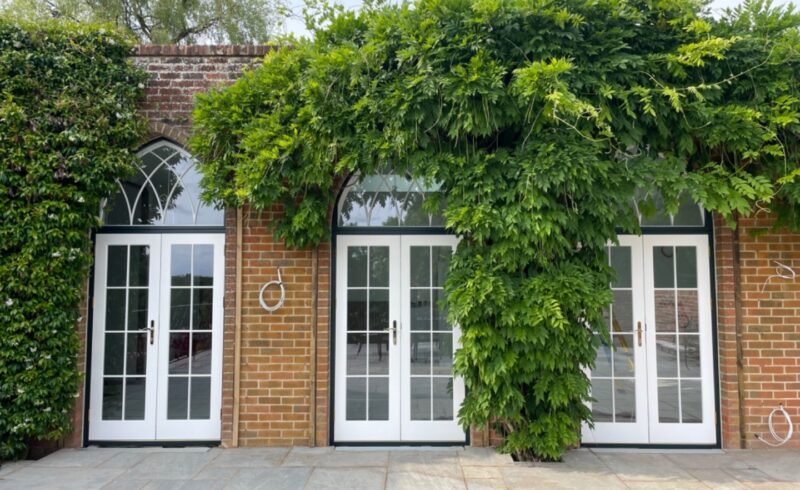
[
  {"left": 636, "top": 321, "right": 643, "bottom": 347},
  {"left": 141, "top": 320, "right": 155, "bottom": 345},
  {"left": 387, "top": 320, "right": 398, "bottom": 345}
]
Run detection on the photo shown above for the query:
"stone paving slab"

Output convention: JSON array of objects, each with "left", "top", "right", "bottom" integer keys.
[{"left": 1, "top": 447, "right": 799, "bottom": 489}]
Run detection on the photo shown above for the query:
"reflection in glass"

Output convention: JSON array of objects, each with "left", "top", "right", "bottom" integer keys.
[
  {"left": 433, "top": 377, "right": 454, "bottom": 420},
  {"left": 129, "top": 246, "right": 149, "bottom": 287},
  {"left": 346, "top": 377, "right": 366, "bottom": 421},
  {"left": 410, "top": 289, "right": 431, "bottom": 331},
  {"left": 107, "top": 246, "right": 128, "bottom": 287},
  {"left": 346, "top": 333, "right": 367, "bottom": 375},
  {"left": 591, "top": 379, "right": 613, "bottom": 422},
  {"left": 171, "top": 244, "right": 192, "bottom": 286},
  {"left": 170, "top": 288, "right": 191, "bottom": 330},
  {"left": 368, "top": 289, "right": 389, "bottom": 331},
  {"left": 126, "top": 333, "right": 147, "bottom": 375},
  {"left": 104, "top": 333, "right": 124, "bottom": 375},
  {"left": 190, "top": 377, "right": 211, "bottom": 419},
  {"left": 656, "top": 334, "right": 678, "bottom": 378},
  {"left": 654, "top": 290, "right": 676, "bottom": 332},
  {"left": 410, "top": 247, "right": 430, "bottom": 287},
  {"left": 347, "top": 290, "right": 367, "bottom": 331},
  {"left": 369, "top": 247, "right": 389, "bottom": 287},
  {"left": 169, "top": 333, "right": 190, "bottom": 374},
  {"left": 653, "top": 247, "right": 675, "bottom": 288},
  {"left": 679, "top": 335, "right": 701, "bottom": 378},
  {"left": 105, "top": 290, "right": 126, "bottom": 331},
  {"left": 125, "top": 378, "right": 146, "bottom": 420},
  {"left": 675, "top": 247, "right": 697, "bottom": 288},
  {"left": 193, "top": 288, "right": 213, "bottom": 330},
  {"left": 677, "top": 290, "right": 699, "bottom": 332},
  {"left": 411, "top": 333, "right": 431, "bottom": 375},
  {"left": 432, "top": 333, "right": 453, "bottom": 375},
  {"left": 193, "top": 245, "right": 214, "bottom": 286},
  {"left": 609, "top": 247, "right": 631, "bottom": 288},
  {"left": 167, "top": 377, "right": 189, "bottom": 419},
  {"left": 614, "top": 379, "right": 636, "bottom": 423},
  {"left": 658, "top": 380, "right": 680, "bottom": 423},
  {"left": 368, "top": 333, "right": 389, "bottom": 375},
  {"left": 410, "top": 378, "right": 431, "bottom": 420},
  {"left": 611, "top": 291, "right": 633, "bottom": 332},
  {"left": 431, "top": 247, "right": 452, "bottom": 287},
  {"left": 338, "top": 172, "right": 444, "bottom": 227},
  {"left": 612, "top": 335, "right": 635, "bottom": 377},
  {"left": 368, "top": 378, "right": 389, "bottom": 421},
  {"left": 681, "top": 380, "right": 703, "bottom": 423},
  {"left": 347, "top": 247, "right": 368, "bottom": 287},
  {"left": 102, "top": 378, "right": 123, "bottom": 420},
  {"left": 592, "top": 336, "right": 612, "bottom": 378},
  {"left": 127, "top": 289, "right": 148, "bottom": 331},
  {"left": 192, "top": 332, "right": 213, "bottom": 375},
  {"left": 432, "top": 290, "right": 450, "bottom": 331}
]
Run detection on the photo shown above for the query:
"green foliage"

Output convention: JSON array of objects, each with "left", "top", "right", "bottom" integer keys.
[
  {"left": 0, "top": 21, "right": 146, "bottom": 459},
  {"left": 0, "top": 0, "right": 283, "bottom": 44},
  {"left": 191, "top": 0, "right": 800, "bottom": 460}
]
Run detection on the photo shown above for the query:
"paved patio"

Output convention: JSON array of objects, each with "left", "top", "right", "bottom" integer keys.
[{"left": 1, "top": 446, "right": 799, "bottom": 489}]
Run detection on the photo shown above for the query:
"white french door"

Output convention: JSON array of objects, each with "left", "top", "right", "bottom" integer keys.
[
  {"left": 334, "top": 235, "right": 466, "bottom": 443},
  {"left": 89, "top": 233, "right": 224, "bottom": 441},
  {"left": 582, "top": 234, "right": 716, "bottom": 445}
]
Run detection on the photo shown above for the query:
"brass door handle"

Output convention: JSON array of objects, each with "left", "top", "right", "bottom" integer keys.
[{"left": 636, "top": 321, "right": 643, "bottom": 347}]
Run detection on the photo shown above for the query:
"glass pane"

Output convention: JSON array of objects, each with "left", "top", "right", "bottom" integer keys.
[
  {"left": 411, "top": 333, "right": 431, "bottom": 375},
  {"left": 432, "top": 290, "right": 450, "bottom": 331},
  {"left": 675, "top": 247, "right": 697, "bottom": 288},
  {"left": 191, "top": 332, "right": 212, "bottom": 375},
  {"left": 369, "top": 247, "right": 389, "bottom": 287},
  {"left": 681, "top": 380, "right": 703, "bottom": 423},
  {"left": 347, "top": 290, "right": 367, "bottom": 331},
  {"left": 654, "top": 290, "right": 676, "bottom": 332},
  {"left": 190, "top": 377, "right": 211, "bottom": 419},
  {"left": 171, "top": 244, "right": 192, "bottom": 286},
  {"left": 410, "top": 289, "right": 431, "bottom": 331},
  {"left": 103, "top": 190, "right": 130, "bottom": 225},
  {"left": 674, "top": 194, "right": 704, "bottom": 226},
  {"left": 368, "top": 333, "right": 389, "bottom": 375},
  {"left": 611, "top": 291, "right": 633, "bottom": 332},
  {"left": 104, "top": 333, "right": 124, "bottom": 375},
  {"left": 410, "top": 378, "right": 431, "bottom": 421},
  {"left": 371, "top": 190, "right": 399, "bottom": 226},
  {"left": 169, "top": 333, "right": 190, "bottom": 374},
  {"left": 368, "top": 289, "right": 389, "bottom": 331},
  {"left": 346, "top": 377, "right": 366, "bottom": 421},
  {"left": 128, "top": 246, "right": 149, "bottom": 287},
  {"left": 167, "top": 377, "right": 189, "bottom": 419},
  {"left": 127, "top": 289, "right": 148, "bottom": 331},
  {"left": 656, "top": 335, "right": 678, "bottom": 378},
  {"left": 347, "top": 247, "right": 368, "bottom": 287},
  {"left": 107, "top": 246, "right": 128, "bottom": 287},
  {"left": 193, "top": 245, "right": 214, "bottom": 286},
  {"left": 658, "top": 380, "right": 680, "bottom": 422},
  {"left": 680, "top": 335, "right": 701, "bottom": 378},
  {"left": 431, "top": 246, "right": 452, "bottom": 287},
  {"left": 125, "top": 378, "right": 146, "bottom": 420},
  {"left": 609, "top": 247, "right": 631, "bottom": 288},
  {"left": 410, "top": 247, "right": 430, "bottom": 287},
  {"left": 105, "top": 289, "right": 126, "bottom": 331},
  {"left": 432, "top": 377, "right": 454, "bottom": 421},
  {"left": 102, "top": 378, "right": 123, "bottom": 420},
  {"left": 591, "top": 379, "right": 613, "bottom": 422},
  {"left": 614, "top": 379, "right": 636, "bottom": 423},
  {"left": 640, "top": 192, "right": 672, "bottom": 226},
  {"left": 126, "top": 333, "right": 147, "bottom": 375},
  {"left": 592, "top": 336, "right": 612, "bottom": 378},
  {"left": 368, "top": 378, "right": 389, "bottom": 421},
  {"left": 653, "top": 247, "right": 675, "bottom": 288},
  {"left": 432, "top": 333, "right": 453, "bottom": 375},
  {"left": 612, "top": 335, "right": 635, "bottom": 377},
  {"left": 192, "top": 288, "right": 213, "bottom": 330},
  {"left": 346, "top": 333, "right": 367, "bottom": 375},
  {"left": 677, "top": 290, "right": 699, "bottom": 332},
  {"left": 170, "top": 288, "right": 191, "bottom": 330}
]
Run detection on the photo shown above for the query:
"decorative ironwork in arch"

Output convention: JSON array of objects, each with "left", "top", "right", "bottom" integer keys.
[
  {"left": 337, "top": 171, "right": 446, "bottom": 228},
  {"left": 635, "top": 190, "right": 705, "bottom": 227},
  {"left": 102, "top": 140, "right": 223, "bottom": 226}
]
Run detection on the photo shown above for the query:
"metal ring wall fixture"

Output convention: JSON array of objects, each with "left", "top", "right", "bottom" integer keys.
[{"left": 259, "top": 268, "right": 286, "bottom": 312}]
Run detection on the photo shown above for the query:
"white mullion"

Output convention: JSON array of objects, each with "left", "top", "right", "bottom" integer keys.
[{"left": 121, "top": 245, "right": 131, "bottom": 419}]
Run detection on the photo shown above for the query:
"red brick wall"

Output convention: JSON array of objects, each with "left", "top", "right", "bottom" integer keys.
[{"left": 715, "top": 214, "right": 800, "bottom": 448}]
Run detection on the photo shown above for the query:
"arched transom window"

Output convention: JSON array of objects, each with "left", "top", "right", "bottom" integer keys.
[
  {"left": 635, "top": 191, "right": 705, "bottom": 227},
  {"left": 102, "top": 140, "right": 223, "bottom": 226},
  {"left": 338, "top": 171, "right": 446, "bottom": 227}
]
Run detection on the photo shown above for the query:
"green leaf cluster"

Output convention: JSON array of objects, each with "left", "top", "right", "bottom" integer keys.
[
  {"left": 0, "top": 20, "right": 146, "bottom": 459},
  {"left": 191, "top": 0, "right": 800, "bottom": 460}
]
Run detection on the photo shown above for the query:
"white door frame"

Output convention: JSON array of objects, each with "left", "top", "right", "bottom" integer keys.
[
  {"left": 644, "top": 234, "right": 715, "bottom": 444},
  {"left": 89, "top": 234, "right": 161, "bottom": 441},
  {"left": 334, "top": 234, "right": 466, "bottom": 443},
  {"left": 582, "top": 235, "right": 650, "bottom": 444},
  {"left": 88, "top": 233, "right": 224, "bottom": 441}
]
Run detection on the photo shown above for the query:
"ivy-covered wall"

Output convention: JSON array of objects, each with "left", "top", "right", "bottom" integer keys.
[{"left": 0, "top": 22, "right": 146, "bottom": 459}]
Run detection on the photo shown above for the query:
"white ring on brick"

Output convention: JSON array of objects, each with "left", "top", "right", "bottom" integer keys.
[{"left": 259, "top": 268, "right": 285, "bottom": 313}]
